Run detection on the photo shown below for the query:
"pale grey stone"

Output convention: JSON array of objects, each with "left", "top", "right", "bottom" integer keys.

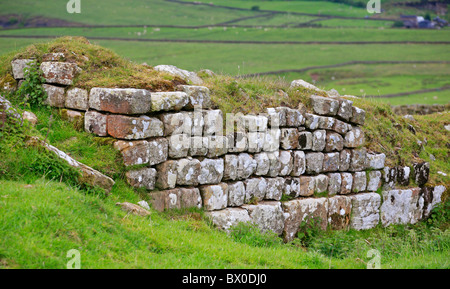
[
  {"left": 168, "top": 134, "right": 190, "bottom": 159},
  {"left": 243, "top": 201, "right": 285, "bottom": 235},
  {"left": 283, "top": 177, "right": 301, "bottom": 198},
  {"left": 189, "top": 136, "right": 208, "bottom": 157},
  {"left": 327, "top": 173, "right": 342, "bottom": 196},
  {"left": 350, "top": 193, "right": 381, "bottom": 230},
  {"left": 325, "top": 132, "right": 344, "bottom": 152},
  {"left": 263, "top": 129, "right": 280, "bottom": 152},
  {"left": 304, "top": 113, "right": 320, "bottom": 130},
  {"left": 198, "top": 158, "right": 224, "bottom": 185},
  {"left": 266, "top": 151, "right": 281, "bottom": 177},
  {"left": 344, "top": 126, "right": 365, "bottom": 148},
  {"left": 227, "top": 181, "right": 246, "bottom": 207},
  {"left": 155, "top": 160, "right": 178, "bottom": 190},
  {"left": 247, "top": 131, "right": 265, "bottom": 153},
  {"left": 89, "top": 88, "right": 151, "bottom": 114},
  {"left": 310, "top": 95, "right": 339, "bottom": 116},
  {"left": 178, "top": 85, "right": 211, "bottom": 109},
  {"left": 66, "top": 87, "right": 89, "bottom": 110},
  {"left": 151, "top": 91, "right": 189, "bottom": 112},
  {"left": 279, "top": 150, "right": 293, "bottom": 176},
  {"left": 176, "top": 158, "right": 201, "bottom": 186},
  {"left": 367, "top": 170, "right": 382, "bottom": 192},
  {"left": 285, "top": 108, "right": 305, "bottom": 127},
  {"left": 237, "top": 153, "right": 257, "bottom": 180},
  {"left": 265, "top": 177, "right": 284, "bottom": 201},
  {"left": 380, "top": 188, "right": 424, "bottom": 226},
  {"left": 254, "top": 152, "right": 270, "bottom": 176},
  {"left": 340, "top": 172, "right": 353, "bottom": 195},
  {"left": 223, "top": 154, "right": 239, "bottom": 181},
  {"left": 337, "top": 99, "right": 353, "bottom": 121},
  {"left": 350, "top": 148, "right": 367, "bottom": 172},
  {"left": 154, "top": 64, "right": 204, "bottom": 85},
  {"left": 125, "top": 167, "right": 157, "bottom": 190},
  {"left": 291, "top": 151, "right": 306, "bottom": 177},
  {"left": 312, "top": 129, "right": 326, "bottom": 151},
  {"left": 352, "top": 171, "right": 367, "bottom": 193},
  {"left": 244, "top": 177, "right": 267, "bottom": 202},
  {"left": 314, "top": 174, "right": 329, "bottom": 194},
  {"left": 203, "top": 109, "right": 223, "bottom": 136},
  {"left": 339, "top": 149, "right": 352, "bottom": 171},
  {"left": 206, "top": 135, "right": 228, "bottom": 158},
  {"left": 42, "top": 84, "right": 65, "bottom": 108},
  {"left": 305, "top": 152, "right": 324, "bottom": 174},
  {"left": 11, "top": 59, "right": 33, "bottom": 79},
  {"left": 40, "top": 61, "right": 78, "bottom": 85},
  {"left": 350, "top": 106, "right": 366, "bottom": 125},
  {"left": 323, "top": 152, "right": 340, "bottom": 172},
  {"left": 206, "top": 208, "right": 251, "bottom": 232},
  {"left": 366, "top": 153, "right": 386, "bottom": 170},
  {"left": 200, "top": 183, "right": 228, "bottom": 211},
  {"left": 84, "top": 110, "right": 107, "bottom": 136}
]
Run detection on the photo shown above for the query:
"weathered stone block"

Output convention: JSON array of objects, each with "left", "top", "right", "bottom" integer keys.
[
  {"left": 240, "top": 114, "right": 268, "bottom": 132},
  {"left": 179, "top": 187, "right": 203, "bottom": 209},
  {"left": 266, "top": 107, "right": 285, "bottom": 127},
  {"left": 160, "top": 112, "right": 191, "bottom": 136},
  {"left": 332, "top": 118, "right": 351, "bottom": 135},
  {"left": 314, "top": 174, "right": 329, "bottom": 195},
  {"left": 328, "top": 195, "right": 352, "bottom": 230},
  {"left": 422, "top": 185, "right": 446, "bottom": 218},
  {"left": 223, "top": 154, "right": 239, "bottom": 181},
  {"left": 107, "top": 115, "right": 164, "bottom": 140},
  {"left": 380, "top": 188, "right": 424, "bottom": 226},
  {"left": 310, "top": 95, "right": 339, "bottom": 116},
  {"left": 383, "top": 167, "right": 397, "bottom": 190},
  {"left": 327, "top": 173, "right": 342, "bottom": 196},
  {"left": 247, "top": 131, "right": 265, "bottom": 153},
  {"left": 206, "top": 208, "right": 251, "bottom": 232},
  {"left": 243, "top": 201, "right": 285, "bottom": 236},
  {"left": 149, "top": 189, "right": 181, "bottom": 211},
  {"left": 350, "top": 148, "right": 367, "bottom": 172},
  {"left": 89, "top": 88, "right": 151, "bottom": 114},
  {"left": 11, "top": 59, "right": 33, "bottom": 79},
  {"left": 265, "top": 177, "right": 284, "bottom": 201},
  {"left": 42, "top": 84, "right": 65, "bottom": 108},
  {"left": 366, "top": 152, "right": 386, "bottom": 170},
  {"left": 304, "top": 113, "right": 320, "bottom": 130},
  {"left": 318, "top": 116, "right": 335, "bottom": 130},
  {"left": 291, "top": 151, "right": 306, "bottom": 177},
  {"left": 305, "top": 152, "right": 324, "bottom": 174},
  {"left": 279, "top": 150, "right": 293, "bottom": 176},
  {"left": 282, "top": 198, "right": 328, "bottom": 242},
  {"left": 244, "top": 177, "right": 267, "bottom": 202},
  {"left": 85, "top": 110, "right": 107, "bottom": 136},
  {"left": 367, "top": 170, "right": 382, "bottom": 192},
  {"left": 350, "top": 106, "right": 366, "bottom": 125},
  {"left": 178, "top": 85, "right": 212, "bottom": 110},
  {"left": 176, "top": 158, "right": 201, "bottom": 186},
  {"left": 147, "top": 138, "right": 169, "bottom": 166},
  {"left": 263, "top": 129, "right": 280, "bottom": 152},
  {"left": 228, "top": 132, "right": 248, "bottom": 153},
  {"left": 413, "top": 162, "right": 429, "bottom": 186},
  {"left": 189, "top": 136, "right": 208, "bottom": 157},
  {"left": 237, "top": 153, "right": 257, "bottom": 180},
  {"left": 280, "top": 128, "right": 299, "bottom": 150},
  {"left": 299, "top": 176, "right": 315, "bottom": 197},
  {"left": 266, "top": 151, "right": 281, "bottom": 177},
  {"left": 40, "top": 62, "right": 78, "bottom": 85},
  {"left": 66, "top": 87, "right": 89, "bottom": 110},
  {"left": 344, "top": 126, "right": 365, "bottom": 148},
  {"left": 312, "top": 130, "right": 326, "bottom": 151},
  {"left": 155, "top": 160, "right": 178, "bottom": 190},
  {"left": 227, "top": 181, "right": 246, "bottom": 207},
  {"left": 200, "top": 183, "right": 228, "bottom": 211},
  {"left": 285, "top": 108, "right": 305, "bottom": 127},
  {"left": 298, "top": 131, "right": 312, "bottom": 150},
  {"left": 352, "top": 171, "right": 367, "bottom": 193},
  {"left": 323, "top": 152, "right": 340, "bottom": 172},
  {"left": 339, "top": 149, "right": 351, "bottom": 171},
  {"left": 203, "top": 109, "right": 223, "bottom": 136},
  {"left": 254, "top": 152, "right": 270, "bottom": 176},
  {"left": 337, "top": 99, "right": 353, "bottom": 121},
  {"left": 206, "top": 135, "right": 228, "bottom": 158},
  {"left": 125, "top": 167, "right": 157, "bottom": 190},
  {"left": 198, "top": 158, "right": 224, "bottom": 185},
  {"left": 325, "top": 132, "right": 344, "bottom": 152},
  {"left": 168, "top": 134, "right": 190, "bottom": 158},
  {"left": 396, "top": 166, "right": 411, "bottom": 186},
  {"left": 340, "top": 172, "right": 353, "bottom": 195},
  {"left": 350, "top": 193, "right": 381, "bottom": 230},
  {"left": 284, "top": 177, "right": 301, "bottom": 198},
  {"left": 150, "top": 91, "right": 189, "bottom": 112}
]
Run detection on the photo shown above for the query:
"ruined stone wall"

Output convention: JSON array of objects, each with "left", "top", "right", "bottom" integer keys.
[{"left": 11, "top": 57, "right": 446, "bottom": 242}]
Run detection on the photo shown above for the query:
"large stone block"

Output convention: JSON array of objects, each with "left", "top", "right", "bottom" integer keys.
[
  {"left": 266, "top": 151, "right": 281, "bottom": 177},
  {"left": 340, "top": 172, "right": 353, "bottom": 195},
  {"left": 327, "top": 172, "right": 342, "bottom": 196},
  {"left": 223, "top": 154, "right": 239, "bottom": 181},
  {"left": 168, "top": 134, "right": 190, "bottom": 158},
  {"left": 413, "top": 162, "right": 429, "bottom": 186},
  {"left": 339, "top": 149, "right": 351, "bottom": 171},
  {"left": 291, "top": 151, "right": 306, "bottom": 177},
  {"left": 107, "top": 115, "right": 164, "bottom": 140},
  {"left": 228, "top": 132, "right": 248, "bottom": 153},
  {"left": 206, "top": 208, "right": 251, "bottom": 232},
  {"left": 149, "top": 189, "right": 181, "bottom": 212},
  {"left": 325, "top": 132, "right": 344, "bottom": 152},
  {"left": 318, "top": 116, "right": 335, "bottom": 130},
  {"left": 312, "top": 130, "right": 326, "bottom": 151},
  {"left": 350, "top": 106, "right": 366, "bottom": 126},
  {"left": 422, "top": 185, "right": 446, "bottom": 218},
  {"left": 350, "top": 193, "right": 381, "bottom": 230},
  {"left": 200, "top": 183, "right": 228, "bottom": 211},
  {"left": 367, "top": 170, "right": 382, "bottom": 192},
  {"left": 40, "top": 61, "right": 78, "bottom": 85},
  {"left": 89, "top": 88, "right": 151, "bottom": 114},
  {"left": 243, "top": 201, "right": 285, "bottom": 236},
  {"left": 352, "top": 171, "right": 367, "bottom": 193},
  {"left": 125, "top": 167, "right": 157, "bottom": 190},
  {"left": 366, "top": 152, "right": 386, "bottom": 170},
  {"left": 198, "top": 158, "right": 224, "bottom": 185},
  {"left": 380, "top": 188, "right": 424, "bottom": 226},
  {"left": 337, "top": 99, "right": 353, "bottom": 121},
  {"left": 178, "top": 85, "right": 211, "bottom": 110},
  {"left": 304, "top": 113, "right": 320, "bottom": 130},
  {"left": 189, "top": 136, "right": 208, "bottom": 157},
  {"left": 314, "top": 174, "right": 329, "bottom": 195},
  {"left": 263, "top": 129, "right": 280, "bottom": 152},
  {"left": 85, "top": 110, "right": 107, "bottom": 136},
  {"left": 350, "top": 148, "right": 367, "bottom": 172},
  {"left": 254, "top": 152, "right": 270, "bottom": 176},
  {"left": 285, "top": 108, "right": 305, "bottom": 127},
  {"left": 227, "top": 181, "right": 246, "bottom": 207},
  {"left": 299, "top": 176, "right": 315, "bottom": 197},
  {"left": 328, "top": 195, "right": 352, "bottom": 230},
  {"left": 396, "top": 166, "right": 411, "bottom": 186},
  {"left": 155, "top": 160, "right": 178, "bottom": 190},
  {"left": 206, "top": 135, "right": 228, "bottom": 158},
  {"left": 332, "top": 118, "right": 351, "bottom": 135},
  {"left": 11, "top": 59, "right": 33, "bottom": 79},
  {"left": 305, "top": 152, "right": 324, "bottom": 174},
  {"left": 160, "top": 112, "right": 192, "bottom": 136},
  {"left": 237, "top": 153, "right": 257, "bottom": 180},
  {"left": 279, "top": 150, "right": 293, "bottom": 176},
  {"left": 150, "top": 91, "right": 189, "bottom": 112},
  {"left": 266, "top": 107, "right": 286, "bottom": 127},
  {"left": 176, "top": 158, "right": 201, "bottom": 186},
  {"left": 203, "top": 109, "right": 223, "bottom": 136},
  {"left": 282, "top": 198, "right": 328, "bottom": 242},
  {"left": 66, "top": 87, "right": 89, "bottom": 110},
  {"left": 42, "top": 84, "right": 65, "bottom": 108},
  {"left": 323, "top": 152, "right": 340, "bottom": 172},
  {"left": 310, "top": 95, "right": 339, "bottom": 116},
  {"left": 147, "top": 138, "right": 169, "bottom": 166},
  {"left": 179, "top": 187, "right": 203, "bottom": 209},
  {"left": 283, "top": 177, "right": 301, "bottom": 198},
  {"left": 265, "top": 177, "right": 284, "bottom": 201},
  {"left": 247, "top": 131, "right": 265, "bottom": 153},
  {"left": 298, "top": 131, "right": 312, "bottom": 150},
  {"left": 280, "top": 128, "right": 299, "bottom": 150},
  {"left": 344, "top": 126, "right": 365, "bottom": 148},
  {"left": 244, "top": 177, "right": 267, "bottom": 202}
]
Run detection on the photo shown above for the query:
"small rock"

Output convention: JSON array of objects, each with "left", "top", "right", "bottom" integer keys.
[{"left": 116, "top": 202, "right": 151, "bottom": 217}]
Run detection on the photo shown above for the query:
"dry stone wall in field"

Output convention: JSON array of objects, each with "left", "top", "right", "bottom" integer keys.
[{"left": 11, "top": 57, "right": 446, "bottom": 242}]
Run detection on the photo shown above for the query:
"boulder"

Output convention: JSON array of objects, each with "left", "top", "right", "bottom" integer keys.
[
  {"left": 290, "top": 79, "right": 323, "bottom": 93},
  {"left": 247, "top": 131, "right": 265, "bottom": 153},
  {"left": 206, "top": 135, "right": 228, "bottom": 157},
  {"left": 285, "top": 108, "right": 305, "bottom": 127},
  {"left": 383, "top": 167, "right": 397, "bottom": 190},
  {"left": 22, "top": 111, "right": 38, "bottom": 126}
]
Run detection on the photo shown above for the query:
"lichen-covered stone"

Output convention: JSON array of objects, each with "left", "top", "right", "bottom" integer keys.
[
  {"left": 168, "top": 134, "right": 190, "bottom": 158},
  {"left": 304, "top": 113, "right": 320, "bottom": 130},
  {"left": 282, "top": 198, "right": 328, "bottom": 242},
  {"left": 325, "top": 132, "right": 344, "bottom": 152},
  {"left": 339, "top": 149, "right": 351, "bottom": 171},
  {"left": 350, "top": 106, "right": 366, "bottom": 125},
  {"left": 228, "top": 132, "right": 248, "bottom": 153},
  {"left": 280, "top": 128, "right": 299, "bottom": 150},
  {"left": 283, "top": 177, "right": 301, "bottom": 198},
  {"left": 150, "top": 91, "right": 189, "bottom": 112},
  {"left": 203, "top": 109, "right": 223, "bottom": 136},
  {"left": 312, "top": 129, "right": 326, "bottom": 151},
  {"left": 85, "top": 110, "right": 107, "bottom": 136},
  {"left": 279, "top": 150, "right": 293, "bottom": 176},
  {"left": 176, "top": 158, "right": 201, "bottom": 186},
  {"left": 299, "top": 176, "right": 315, "bottom": 197},
  {"left": 147, "top": 138, "right": 169, "bottom": 166},
  {"left": 265, "top": 177, "right": 284, "bottom": 201},
  {"left": 227, "top": 181, "right": 246, "bottom": 207},
  {"left": 380, "top": 188, "right": 424, "bottom": 226},
  {"left": 66, "top": 87, "right": 89, "bottom": 110},
  {"left": 11, "top": 59, "right": 33, "bottom": 79},
  {"left": 337, "top": 99, "right": 353, "bottom": 121},
  {"left": 352, "top": 171, "right": 367, "bottom": 193},
  {"left": 332, "top": 119, "right": 351, "bottom": 135},
  {"left": 298, "top": 131, "right": 312, "bottom": 150},
  {"left": 189, "top": 136, "right": 208, "bottom": 157},
  {"left": 206, "top": 135, "right": 228, "bottom": 158},
  {"left": 327, "top": 173, "right": 342, "bottom": 196},
  {"left": 350, "top": 148, "right": 367, "bottom": 172},
  {"left": 237, "top": 153, "right": 257, "bottom": 180},
  {"left": 116, "top": 202, "right": 151, "bottom": 217},
  {"left": 89, "top": 88, "right": 151, "bottom": 114},
  {"left": 42, "top": 84, "right": 65, "bottom": 108},
  {"left": 154, "top": 64, "right": 204, "bottom": 85},
  {"left": 367, "top": 170, "right": 382, "bottom": 192},
  {"left": 243, "top": 201, "right": 285, "bottom": 236},
  {"left": 323, "top": 152, "right": 340, "bottom": 172},
  {"left": 285, "top": 108, "right": 305, "bottom": 127},
  {"left": 107, "top": 115, "right": 164, "bottom": 140},
  {"left": 155, "top": 160, "right": 178, "bottom": 190},
  {"left": 291, "top": 151, "right": 306, "bottom": 177},
  {"left": 244, "top": 177, "right": 267, "bottom": 202},
  {"left": 350, "top": 193, "right": 381, "bottom": 230},
  {"left": 396, "top": 166, "right": 411, "bottom": 186},
  {"left": 340, "top": 172, "right": 353, "bottom": 195},
  {"left": 160, "top": 112, "right": 192, "bottom": 136},
  {"left": 310, "top": 95, "right": 339, "bottom": 116},
  {"left": 305, "top": 152, "right": 324, "bottom": 174},
  {"left": 247, "top": 131, "right": 265, "bottom": 153},
  {"left": 149, "top": 189, "right": 181, "bottom": 212},
  {"left": 266, "top": 107, "right": 286, "bottom": 127},
  {"left": 254, "top": 152, "right": 270, "bottom": 176},
  {"left": 178, "top": 85, "right": 212, "bottom": 109},
  {"left": 206, "top": 208, "right": 251, "bottom": 232},
  {"left": 344, "top": 126, "right": 365, "bottom": 148},
  {"left": 125, "top": 167, "right": 157, "bottom": 190},
  {"left": 328, "top": 195, "right": 352, "bottom": 230},
  {"left": 179, "top": 187, "right": 203, "bottom": 209},
  {"left": 40, "top": 61, "right": 79, "bottom": 85},
  {"left": 314, "top": 174, "right": 329, "bottom": 195},
  {"left": 200, "top": 183, "right": 228, "bottom": 211},
  {"left": 223, "top": 154, "right": 239, "bottom": 181},
  {"left": 266, "top": 151, "right": 281, "bottom": 177},
  {"left": 422, "top": 185, "right": 446, "bottom": 218},
  {"left": 366, "top": 153, "right": 386, "bottom": 170},
  {"left": 198, "top": 158, "right": 224, "bottom": 185},
  {"left": 383, "top": 167, "right": 397, "bottom": 190},
  {"left": 413, "top": 162, "right": 430, "bottom": 186},
  {"left": 263, "top": 129, "right": 280, "bottom": 152}
]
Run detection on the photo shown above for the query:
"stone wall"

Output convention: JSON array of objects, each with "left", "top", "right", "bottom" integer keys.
[
  {"left": 392, "top": 104, "right": 449, "bottom": 115},
  {"left": 11, "top": 57, "right": 446, "bottom": 242}
]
